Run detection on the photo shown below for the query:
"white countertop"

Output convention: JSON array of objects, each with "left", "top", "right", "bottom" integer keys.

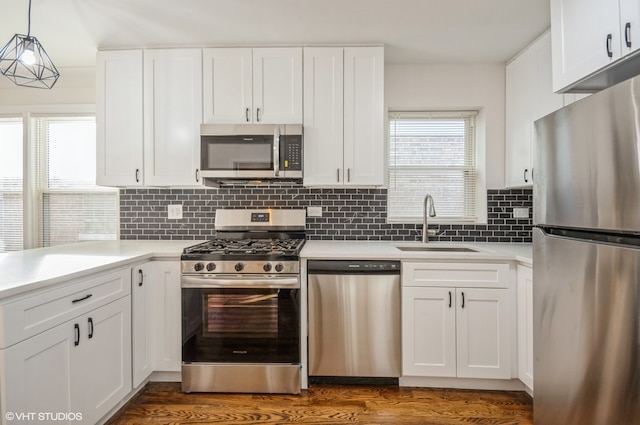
[
  {"left": 300, "top": 241, "right": 532, "bottom": 265},
  {"left": 0, "top": 240, "right": 203, "bottom": 300},
  {"left": 0, "top": 240, "right": 531, "bottom": 301}
]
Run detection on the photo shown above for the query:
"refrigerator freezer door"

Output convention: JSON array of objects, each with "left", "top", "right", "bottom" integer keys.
[
  {"left": 533, "top": 228, "right": 640, "bottom": 425},
  {"left": 534, "top": 75, "right": 640, "bottom": 232}
]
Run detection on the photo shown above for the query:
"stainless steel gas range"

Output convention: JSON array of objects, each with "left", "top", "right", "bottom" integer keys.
[{"left": 180, "top": 209, "right": 306, "bottom": 394}]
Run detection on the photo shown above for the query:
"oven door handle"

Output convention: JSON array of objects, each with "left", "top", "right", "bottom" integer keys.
[{"left": 181, "top": 275, "right": 300, "bottom": 289}]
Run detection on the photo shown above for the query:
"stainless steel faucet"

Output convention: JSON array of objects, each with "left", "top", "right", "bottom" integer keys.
[{"left": 422, "top": 194, "right": 437, "bottom": 243}]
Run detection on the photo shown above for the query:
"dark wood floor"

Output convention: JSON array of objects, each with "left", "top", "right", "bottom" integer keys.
[{"left": 105, "top": 382, "right": 533, "bottom": 425}]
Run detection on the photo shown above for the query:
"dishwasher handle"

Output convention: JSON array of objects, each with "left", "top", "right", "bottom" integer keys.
[{"left": 307, "top": 260, "right": 401, "bottom": 274}]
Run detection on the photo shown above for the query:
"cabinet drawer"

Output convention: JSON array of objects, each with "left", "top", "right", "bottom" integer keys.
[
  {"left": 0, "top": 268, "right": 131, "bottom": 349},
  {"left": 402, "top": 262, "right": 509, "bottom": 289}
]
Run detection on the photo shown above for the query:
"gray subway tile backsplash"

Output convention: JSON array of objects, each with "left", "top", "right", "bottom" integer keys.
[{"left": 119, "top": 186, "right": 532, "bottom": 243}]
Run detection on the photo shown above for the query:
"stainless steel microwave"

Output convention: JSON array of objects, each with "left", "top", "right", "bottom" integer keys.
[{"left": 200, "top": 124, "right": 303, "bottom": 182}]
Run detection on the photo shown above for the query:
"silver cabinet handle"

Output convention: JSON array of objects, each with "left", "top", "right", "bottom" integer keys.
[
  {"left": 606, "top": 34, "right": 613, "bottom": 58},
  {"left": 337, "top": 168, "right": 340, "bottom": 182},
  {"left": 135, "top": 168, "right": 140, "bottom": 183},
  {"left": 245, "top": 107, "right": 250, "bottom": 122},
  {"left": 524, "top": 168, "right": 529, "bottom": 183},
  {"left": 195, "top": 169, "right": 200, "bottom": 183},
  {"left": 626, "top": 23, "right": 632, "bottom": 48},
  {"left": 256, "top": 107, "right": 261, "bottom": 122},
  {"left": 347, "top": 168, "right": 351, "bottom": 182},
  {"left": 138, "top": 269, "right": 144, "bottom": 287}
]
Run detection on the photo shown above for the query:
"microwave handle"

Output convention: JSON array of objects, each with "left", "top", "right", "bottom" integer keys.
[{"left": 274, "top": 126, "right": 280, "bottom": 176}]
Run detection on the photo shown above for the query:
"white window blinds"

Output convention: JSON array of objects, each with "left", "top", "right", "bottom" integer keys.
[
  {"left": 387, "top": 111, "right": 478, "bottom": 223},
  {"left": 0, "top": 118, "right": 24, "bottom": 252},
  {"left": 34, "top": 116, "right": 118, "bottom": 247}
]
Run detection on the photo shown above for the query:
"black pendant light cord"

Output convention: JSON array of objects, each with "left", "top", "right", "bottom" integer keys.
[{"left": 27, "top": 0, "right": 32, "bottom": 36}]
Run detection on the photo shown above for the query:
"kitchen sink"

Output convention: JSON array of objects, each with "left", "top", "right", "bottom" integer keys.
[{"left": 395, "top": 246, "right": 479, "bottom": 252}]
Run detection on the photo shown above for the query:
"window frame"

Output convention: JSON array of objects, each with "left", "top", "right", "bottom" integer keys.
[
  {"left": 386, "top": 110, "right": 487, "bottom": 225},
  {"left": 0, "top": 105, "right": 119, "bottom": 251}
]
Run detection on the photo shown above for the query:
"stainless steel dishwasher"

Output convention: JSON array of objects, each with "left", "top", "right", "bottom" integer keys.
[{"left": 308, "top": 260, "right": 401, "bottom": 379}]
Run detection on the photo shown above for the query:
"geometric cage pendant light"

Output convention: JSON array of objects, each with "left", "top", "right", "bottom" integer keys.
[{"left": 0, "top": 0, "right": 59, "bottom": 89}]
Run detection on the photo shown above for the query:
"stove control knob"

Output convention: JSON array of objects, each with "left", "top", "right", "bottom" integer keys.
[
  {"left": 206, "top": 262, "right": 216, "bottom": 272},
  {"left": 263, "top": 263, "right": 272, "bottom": 272},
  {"left": 194, "top": 262, "right": 205, "bottom": 272},
  {"left": 235, "top": 262, "right": 244, "bottom": 272},
  {"left": 275, "top": 263, "right": 284, "bottom": 272}
]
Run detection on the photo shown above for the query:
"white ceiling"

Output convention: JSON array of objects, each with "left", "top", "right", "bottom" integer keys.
[{"left": 1, "top": 0, "right": 550, "bottom": 68}]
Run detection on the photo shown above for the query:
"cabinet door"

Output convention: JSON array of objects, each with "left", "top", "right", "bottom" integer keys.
[
  {"left": 402, "top": 286, "right": 456, "bottom": 377},
  {"left": 303, "top": 47, "right": 345, "bottom": 186},
  {"left": 551, "top": 0, "right": 621, "bottom": 92},
  {"left": 132, "top": 264, "right": 154, "bottom": 387},
  {"left": 253, "top": 48, "right": 303, "bottom": 124},
  {"left": 456, "top": 288, "right": 511, "bottom": 379},
  {"left": 505, "top": 43, "right": 537, "bottom": 187},
  {"left": 74, "top": 296, "right": 131, "bottom": 425},
  {"left": 144, "top": 49, "right": 202, "bottom": 186},
  {"left": 536, "top": 35, "right": 566, "bottom": 121},
  {"left": 343, "top": 47, "right": 384, "bottom": 186},
  {"left": 96, "top": 50, "right": 144, "bottom": 186},
  {"left": 620, "top": 0, "right": 640, "bottom": 56},
  {"left": 0, "top": 322, "right": 74, "bottom": 423},
  {"left": 151, "top": 261, "right": 181, "bottom": 372},
  {"left": 517, "top": 265, "right": 534, "bottom": 390},
  {"left": 202, "top": 48, "right": 253, "bottom": 124}
]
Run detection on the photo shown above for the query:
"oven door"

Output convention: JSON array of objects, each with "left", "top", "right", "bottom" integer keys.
[{"left": 181, "top": 275, "right": 300, "bottom": 364}]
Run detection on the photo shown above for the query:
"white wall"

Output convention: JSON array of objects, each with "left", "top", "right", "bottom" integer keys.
[
  {"left": 0, "top": 67, "right": 95, "bottom": 107},
  {"left": 384, "top": 63, "right": 506, "bottom": 189}
]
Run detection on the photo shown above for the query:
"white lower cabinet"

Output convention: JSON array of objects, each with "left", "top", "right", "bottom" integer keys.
[
  {"left": 132, "top": 261, "right": 181, "bottom": 380},
  {"left": 0, "top": 296, "right": 131, "bottom": 425},
  {"left": 402, "top": 262, "right": 512, "bottom": 381},
  {"left": 516, "top": 264, "right": 534, "bottom": 391},
  {"left": 150, "top": 261, "right": 181, "bottom": 372},
  {"left": 132, "top": 263, "right": 154, "bottom": 387}
]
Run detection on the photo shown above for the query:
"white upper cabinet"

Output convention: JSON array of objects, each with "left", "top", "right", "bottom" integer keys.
[
  {"left": 303, "top": 46, "right": 384, "bottom": 187},
  {"left": 96, "top": 50, "right": 144, "bottom": 187},
  {"left": 302, "top": 47, "right": 345, "bottom": 186},
  {"left": 506, "top": 32, "right": 568, "bottom": 187},
  {"left": 551, "top": 0, "right": 640, "bottom": 92},
  {"left": 203, "top": 47, "right": 302, "bottom": 124},
  {"left": 144, "top": 49, "right": 202, "bottom": 186},
  {"left": 97, "top": 49, "right": 203, "bottom": 187}
]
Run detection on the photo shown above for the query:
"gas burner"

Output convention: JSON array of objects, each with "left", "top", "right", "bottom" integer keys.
[{"left": 183, "top": 238, "right": 305, "bottom": 257}]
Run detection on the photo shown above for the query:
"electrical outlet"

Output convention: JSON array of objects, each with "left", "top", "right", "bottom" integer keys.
[
  {"left": 307, "top": 206, "right": 323, "bottom": 217},
  {"left": 168, "top": 204, "right": 183, "bottom": 219},
  {"left": 513, "top": 207, "right": 529, "bottom": 219}
]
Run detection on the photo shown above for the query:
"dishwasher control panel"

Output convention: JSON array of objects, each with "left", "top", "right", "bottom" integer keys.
[{"left": 307, "top": 260, "right": 401, "bottom": 273}]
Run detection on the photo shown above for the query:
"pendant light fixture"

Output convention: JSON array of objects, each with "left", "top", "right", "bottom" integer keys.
[{"left": 0, "top": 0, "right": 59, "bottom": 89}]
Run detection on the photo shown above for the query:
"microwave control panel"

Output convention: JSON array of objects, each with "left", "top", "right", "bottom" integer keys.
[{"left": 282, "top": 135, "right": 302, "bottom": 170}]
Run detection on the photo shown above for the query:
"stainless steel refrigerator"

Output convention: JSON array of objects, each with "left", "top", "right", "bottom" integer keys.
[{"left": 534, "top": 75, "right": 640, "bottom": 425}]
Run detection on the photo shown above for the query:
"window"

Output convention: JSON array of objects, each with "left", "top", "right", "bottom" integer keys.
[
  {"left": 0, "top": 114, "right": 118, "bottom": 252},
  {"left": 387, "top": 111, "right": 478, "bottom": 223},
  {"left": 35, "top": 116, "right": 118, "bottom": 247},
  {"left": 0, "top": 118, "right": 23, "bottom": 252}
]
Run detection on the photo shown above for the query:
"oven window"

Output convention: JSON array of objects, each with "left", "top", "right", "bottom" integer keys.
[
  {"left": 205, "top": 293, "right": 278, "bottom": 338},
  {"left": 202, "top": 137, "right": 273, "bottom": 170},
  {"left": 182, "top": 287, "right": 300, "bottom": 364}
]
